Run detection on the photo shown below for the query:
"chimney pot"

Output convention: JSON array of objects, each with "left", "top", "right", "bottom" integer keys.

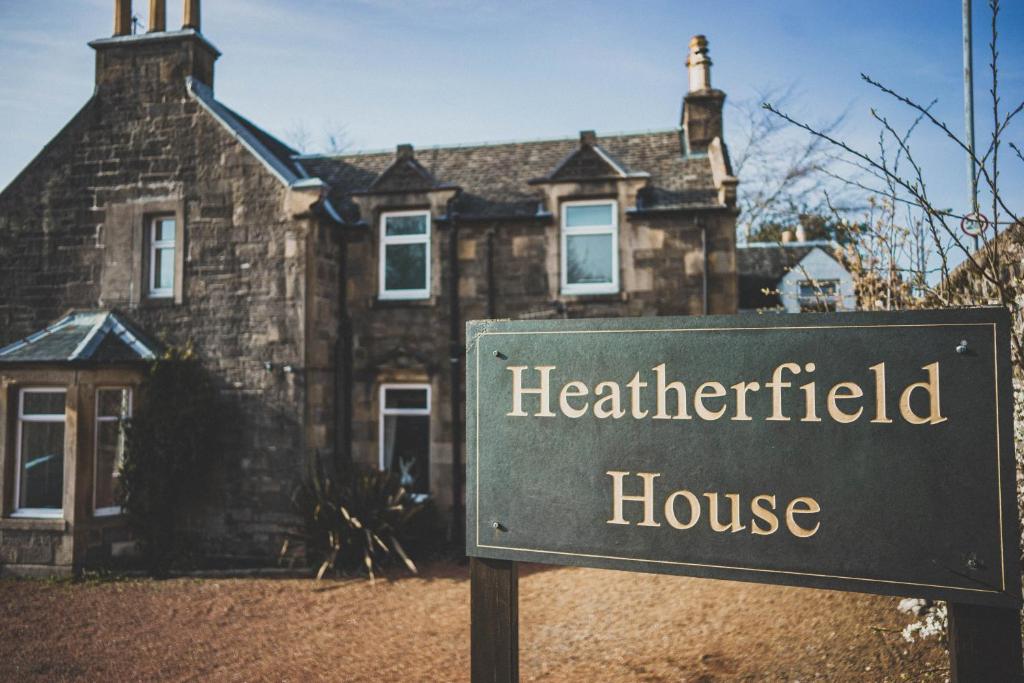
[
  {"left": 795, "top": 224, "right": 808, "bottom": 242},
  {"left": 686, "top": 34, "right": 712, "bottom": 92},
  {"left": 579, "top": 130, "right": 597, "bottom": 146},
  {"left": 781, "top": 229, "right": 795, "bottom": 244},
  {"left": 148, "top": 0, "right": 166, "bottom": 32},
  {"left": 396, "top": 144, "right": 414, "bottom": 160},
  {"left": 114, "top": 0, "right": 132, "bottom": 36},
  {"left": 183, "top": 0, "right": 200, "bottom": 30}
]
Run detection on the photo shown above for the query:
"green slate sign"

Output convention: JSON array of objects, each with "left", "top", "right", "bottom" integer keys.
[{"left": 465, "top": 308, "right": 1020, "bottom": 607}]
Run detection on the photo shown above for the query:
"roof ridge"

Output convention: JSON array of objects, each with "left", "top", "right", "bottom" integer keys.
[{"left": 293, "top": 127, "right": 682, "bottom": 160}]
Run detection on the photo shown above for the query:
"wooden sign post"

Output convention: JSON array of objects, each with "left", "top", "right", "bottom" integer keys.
[{"left": 467, "top": 309, "right": 1023, "bottom": 682}]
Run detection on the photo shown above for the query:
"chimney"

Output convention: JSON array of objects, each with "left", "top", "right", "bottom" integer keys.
[
  {"left": 183, "top": 0, "right": 201, "bottom": 30},
  {"left": 92, "top": 0, "right": 220, "bottom": 92},
  {"left": 795, "top": 224, "right": 808, "bottom": 242},
  {"left": 681, "top": 35, "right": 725, "bottom": 155},
  {"left": 148, "top": 0, "right": 166, "bottom": 32},
  {"left": 579, "top": 130, "right": 597, "bottom": 146},
  {"left": 396, "top": 143, "right": 414, "bottom": 160},
  {"left": 781, "top": 229, "right": 795, "bottom": 244},
  {"left": 114, "top": 0, "right": 132, "bottom": 36},
  {"left": 687, "top": 35, "right": 711, "bottom": 92}
]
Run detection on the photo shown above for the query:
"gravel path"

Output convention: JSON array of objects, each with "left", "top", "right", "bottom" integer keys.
[{"left": 0, "top": 563, "right": 947, "bottom": 681}]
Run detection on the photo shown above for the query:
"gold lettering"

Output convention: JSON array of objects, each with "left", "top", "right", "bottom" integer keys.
[
  {"left": 869, "top": 362, "right": 893, "bottom": 423},
  {"left": 606, "top": 471, "right": 661, "bottom": 527},
  {"left": 765, "top": 363, "right": 801, "bottom": 421},
  {"left": 558, "top": 381, "right": 589, "bottom": 419},
  {"left": 626, "top": 372, "right": 648, "bottom": 419},
  {"left": 664, "top": 490, "right": 701, "bottom": 530},
  {"left": 704, "top": 492, "right": 746, "bottom": 533},
  {"left": 827, "top": 381, "right": 863, "bottom": 423},
  {"left": 731, "top": 381, "right": 760, "bottom": 421},
  {"left": 750, "top": 494, "right": 779, "bottom": 535},
  {"left": 652, "top": 364, "right": 691, "bottom": 420},
  {"left": 800, "top": 362, "right": 820, "bottom": 422},
  {"left": 694, "top": 381, "right": 727, "bottom": 420},
  {"left": 593, "top": 381, "right": 625, "bottom": 419},
  {"left": 899, "top": 362, "right": 947, "bottom": 425},
  {"left": 785, "top": 497, "right": 821, "bottom": 538},
  {"left": 507, "top": 365, "right": 556, "bottom": 417}
]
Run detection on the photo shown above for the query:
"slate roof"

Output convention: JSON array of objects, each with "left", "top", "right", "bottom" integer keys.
[
  {"left": 736, "top": 243, "right": 824, "bottom": 310},
  {"left": 0, "top": 311, "right": 160, "bottom": 363},
  {"left": 296, "top": 130, "right": 720, "bottom": 220}
]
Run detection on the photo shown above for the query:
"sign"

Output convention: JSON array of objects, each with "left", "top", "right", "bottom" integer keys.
[{"left": 466, "top": 308, "right": 1020, "bottom": 608}]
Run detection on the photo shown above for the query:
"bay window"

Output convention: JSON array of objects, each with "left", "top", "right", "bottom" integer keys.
[
  {"left": 561, "top": 200, "right": 619, "bottom": 295},
  {"left": 94, "top": 388, "right": 132, "bottom": 516},
  {"left": 13, "top": 388, "right": 66, "bottom": 518}
]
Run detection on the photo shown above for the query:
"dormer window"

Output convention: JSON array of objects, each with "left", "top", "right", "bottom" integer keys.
[
  {"left": 148, "top": 216, "right": 176, "bottom": 298},
  {"left": 379, "top": 210, "right": 431, "bottom": 300},
  {"left": 561, "top": 200, "right": 619, "bottom": 295}
]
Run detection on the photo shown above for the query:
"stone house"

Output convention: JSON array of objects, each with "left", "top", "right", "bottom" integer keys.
[{"left": 0, "top": 0, "right": 738, "bottom": 575}]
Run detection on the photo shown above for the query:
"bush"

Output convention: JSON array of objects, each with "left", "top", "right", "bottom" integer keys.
[
  {"left": 288, "top": 451, "right": 428, "bottom": 581},
  {"left": 119, "top": 347, "right": 221, "bottom": 576}
]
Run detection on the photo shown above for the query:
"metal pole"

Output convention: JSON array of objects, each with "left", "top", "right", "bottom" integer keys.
[{"left": 962, "top": 0, "right": 979, "bottom": 250}]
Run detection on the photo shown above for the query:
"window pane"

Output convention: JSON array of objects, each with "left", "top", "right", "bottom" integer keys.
[
  {"left": 382, "top": 414, "right": 430, "bottom": 494},
  {"left": 22, "top": 391, "right": 65, "bottom": 416},
  {"left": 566, "top": 233, "right": 614, "bottom": 285},
  {"left": 798, "top": 280, "right": 838, "bottom": 299},
  {"left": 385, "top": 214, "right": 427, "bottom": 236},
  {"left": 565, "top": 203, "right": 613, "bottom": 228},
  {"left": 156, "top": 218, "right": 175, "bottom": 242},
  {"left": 95, "top": 420, "right": 125, "bottom": 510},
  {"left": 154, "top": 246, "right": 175, "bottom": 291},
  {"left": 19, "top": 421, "right": 64, "bottom": 509},
  {"left": 384, "top": 388, "right": 429, "bottom": 410},
  {"left": 384, "top": 243, "right": 427, "bottom": 291},
  {"left": 98, "top": 389, "right": 130, "bottom": 419}
]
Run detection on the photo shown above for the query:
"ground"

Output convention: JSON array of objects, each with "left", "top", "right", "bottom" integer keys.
[{"left": 0, "top": 562, "right": 947, "bottom": 682}]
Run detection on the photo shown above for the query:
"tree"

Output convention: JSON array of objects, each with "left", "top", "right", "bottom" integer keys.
[
  {"left": 730, "top": 86, "right": 854, "bottom": 243},
  {"left": 764, "top": 0, "right": 1023, "bottom": 372}
]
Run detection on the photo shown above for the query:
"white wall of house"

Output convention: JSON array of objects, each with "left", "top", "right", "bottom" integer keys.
[{"left": 779, "top": 247, "right": 856, "bottom": 313}]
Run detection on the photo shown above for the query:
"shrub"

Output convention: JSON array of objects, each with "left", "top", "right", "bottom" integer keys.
[
  {"left": 119, "top": 346, "right": 222, "bottom": 577},
  {"left": 288, "top": 450, "right": 427, "bottom": 581}
]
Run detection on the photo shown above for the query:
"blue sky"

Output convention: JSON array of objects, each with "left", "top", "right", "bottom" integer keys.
[{"left": 1, "top": 0, "right": 1021, "bottom": 219}]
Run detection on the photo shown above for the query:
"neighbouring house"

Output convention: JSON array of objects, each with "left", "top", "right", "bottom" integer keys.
[
  {"left": 0, "top": 0, "right": 739, "bottom": 575},
  {"left": 737, "top": 232, "right": 855, "bottom": 313}
]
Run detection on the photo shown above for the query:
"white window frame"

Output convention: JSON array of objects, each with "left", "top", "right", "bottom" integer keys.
[
  {"left": 93, "top": 387, "right": 133, "bottom": 517},
  {"left": 377, "top": 383, "right": 432, "bottom": 484},
  {"left": 378, "top": 210, "right": 431, "bottom": 300},
  {"left": 148, "top": 216, "right": 176, "bottom": 299},
  {"left": 12, "top": 387, "right": 67, "bottom": 519},
  {"left": 560, "top": 199, "right": 619, "bottom": 296}
]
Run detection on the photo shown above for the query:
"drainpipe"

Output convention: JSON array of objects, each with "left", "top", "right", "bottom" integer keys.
[
  {"left": 447, "top": 203, "right": 464, "bottom": 545},
  {"left": 335, "top": 228, "right": 352, "bottom": 469},
  {"left": 701, "top": 224, "right": 710, "bottom": 315},
  {"left": 486, "top": 228, "right": 497, "bottom": 318}
]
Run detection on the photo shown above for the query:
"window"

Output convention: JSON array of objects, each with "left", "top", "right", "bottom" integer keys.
[
  {"left": 561, "top": 200, "right": 619, "bottom": 295},
  {"left": 379, "top": 211, "right": 430, "bottom": 300},
  {"left": 94, "top": 388, "right": 132, "bottom": 516},
  {"left": 13, "top": 388, "right": 66, "bottom": 518},
  {"left": 797, "top": 279, "right": 840, "bottom": 312},
  {"left": 378, "top": 384, "right": 431, "bottom": 498},
  {"left": 148, "top": 216, "right": 176, "bottom": 298}
]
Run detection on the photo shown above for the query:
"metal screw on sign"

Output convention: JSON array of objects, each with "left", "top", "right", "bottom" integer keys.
[{"left": 960, "top": 211, "right": 988, "bottom": 238}]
